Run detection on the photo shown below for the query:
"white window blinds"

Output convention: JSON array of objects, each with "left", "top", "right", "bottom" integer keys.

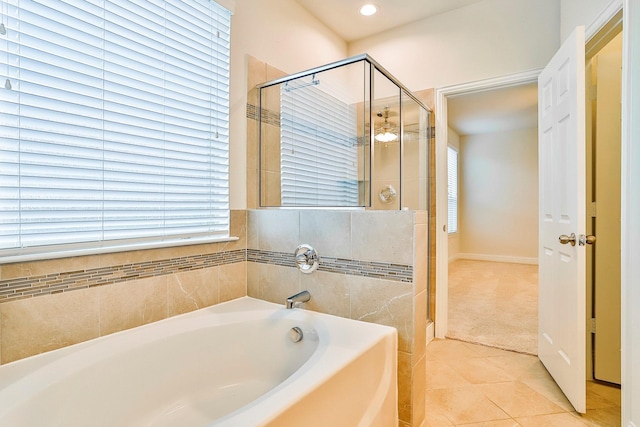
[
  {"left": 0, "top": 0, "right": 231, "bottom": 257},
  {"left": 280, "top": 80, "right": 359, "bottom": 206},
  {"left": 447, "top": 146, "right": 458, "bottom": 234}
]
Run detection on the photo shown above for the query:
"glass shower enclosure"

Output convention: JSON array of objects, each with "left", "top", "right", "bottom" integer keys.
[{"left": 256, "top": 54, "right": 431, "bottom": 211}]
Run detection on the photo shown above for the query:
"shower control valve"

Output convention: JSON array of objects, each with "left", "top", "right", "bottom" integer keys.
[{"left": 294, "top": 244, "right": 319, "bottom": 274}]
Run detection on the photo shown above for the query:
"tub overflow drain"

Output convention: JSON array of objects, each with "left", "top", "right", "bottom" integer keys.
[{"left": 288, "top": 326, "right": 303, "bottom": 343}]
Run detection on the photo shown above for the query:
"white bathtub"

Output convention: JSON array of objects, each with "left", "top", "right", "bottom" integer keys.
[{"left": 0, "top": 297, "right": 397, "bottom": 426}]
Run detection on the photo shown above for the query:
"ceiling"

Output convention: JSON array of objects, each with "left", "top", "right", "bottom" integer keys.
[
  {"left": 293, "top": 0, "right": 484, "bottom": 43},
  {"left": 447, "top": 83, "right": 539, "bottom": 136},
  {"left": 293, "top": 0, "right": 538, "bottom": 136}
]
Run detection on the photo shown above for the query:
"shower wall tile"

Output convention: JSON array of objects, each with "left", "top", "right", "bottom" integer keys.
[
  {"left": 167, "top": 267, "right": 219, "bottom": 317},
  {"left": 219, "top": 261, "right": 247, "bottom": 303},
  {"left": 351, "top": 210, "right": 414, "bottom": 265},
  {"left": 265, "top": 64, "right": 287, "bottom": 89},
  {"left": 251, "top": 209, "right": 300, "bottom": 252},
  {"left": 414, "top": 222, "right": 428, "bottom": 296},
  {"left": 375, "top": 145, "right": 401, "bottom": 181},
  {"left": 261, "top": 171, "right": 282, "bottom": 207},
  {"left": 372, "top": 178, "right": 401, "bottom": 210},
  {"left": 261, "top": 124, "right": 281, "bottom": 173},
  {"left": 0, "top": 254, "right": 103, "bottom": 281},
  {"left": 298, "top": 210, "right": 352, "bottom": 259},
  {"left": 247, "top": 55, "right": 267, "bottom": 106},
  {"left": 98, "top": 276, "right": 168, "bottom": 337},
  {"left": 412, "top": 353, "right": 427, "bottom": 425},
  {"left": 247, "top": 115, "right": 259, "bottom": 209},
  {"left": 300, "top": 270, "right": 350, "bottom": 318},
  {"left": 349, "top": 275, "right": 413, "bottom": 353},
  {"left": 398, "top": 350, "right": 413, "bottom": 423},
  {"left": 414, "top": 290, "right": 427, "bottom": 360},
  {"left": 247, "top": 262, "right": 300, "bottom": 305},
  {"left": 1, "top": 288, "right": 100, "bottom": 364}
]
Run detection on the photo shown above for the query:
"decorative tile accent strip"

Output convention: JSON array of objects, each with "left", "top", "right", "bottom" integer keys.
[
  {"left": 246, "top": 103, "right": 280, "bottom": 127},
  {"left": 320, "top": 256, "right": 413, "bottom": 283},
  {"left": 247, "top": 249, "right": 412, "bottom": 283},
  {"left": 247, "top": 249, "right": 296, "bottom": 268},
  {"left": 0, "top": 249, "right": 246, "bottom": 304},
  {"left": 1, "top": 247, "right": 412, "bottom": 304}
]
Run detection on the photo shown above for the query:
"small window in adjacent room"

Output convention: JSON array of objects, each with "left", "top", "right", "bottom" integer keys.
[
  {"left": 0, "top": 0, "right": 232, "bottom": 260},
  {"left": 447, "top": 146, "right": 458, "bottom": 234}
]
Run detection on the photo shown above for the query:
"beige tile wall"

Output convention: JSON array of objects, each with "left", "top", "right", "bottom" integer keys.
[
  {"left": 246, "top": 208, "right": 428, "bottom": 427},
  {"left": 0, "top": 210, "right": 248, "bottom": 364}
]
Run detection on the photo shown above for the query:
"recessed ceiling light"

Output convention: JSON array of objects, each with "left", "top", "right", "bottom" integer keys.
[{"left": 359, "top": 4, "right": 378, "bottom": 16}]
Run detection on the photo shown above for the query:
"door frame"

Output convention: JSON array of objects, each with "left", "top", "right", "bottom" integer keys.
[
  {"left": 434, "top": 69, "right": 541, "bottom": 338},
  {"left": 621, "top": 1, "right": 639, "bottom": 424}
]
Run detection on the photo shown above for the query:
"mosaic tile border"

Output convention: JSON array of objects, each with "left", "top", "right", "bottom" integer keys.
[
  {"left": 0, "top": 250, "right": 245, "bottom": 304},
  {"left": 1, "top": 247, "right": 412, "bottom": 304},
  {"left": 247, "top": 249, "right": 412, "bottom": 283},
  {"left": 246, "top": 103, "right": 280, "bottom": 127}
]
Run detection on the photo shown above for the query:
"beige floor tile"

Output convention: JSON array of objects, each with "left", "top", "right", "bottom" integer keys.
[
  {"left": 457, "top": 420, "right": 521, "bottom": 427},
  {"left": 482, "top": 353, "right": 542, "bottom": 380},
  {"left": 425, "top": 386, "right": 510, "bottom": 425},
  {"left": 479, "top": 381, "right": 565, "bottom": 418},
  {"left": 424, "top": 338, "right": 622, "bottom": 427},
  {"left": 423, "top": 405, "right": 455, "bottom": 427},
  {"left": 461, "top": 341, "right": 517, "bottom": 357},
  {"left": 426, "top": 359, "right": 472, "bottom": 390},
  {"left": 444, "top": 356, "right": 515, "bottom": 384},
  {"left": 519, "top": 374, "right": 575, "bottom": 412},
  {"left": 426, "top": 338, "right": 482, "bottom": 361},
  {"left": 516, "top": 412, "right": 590, "bottom": 426}
]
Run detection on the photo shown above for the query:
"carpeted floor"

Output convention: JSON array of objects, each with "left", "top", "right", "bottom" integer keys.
[{"left": 447, "top": 259, "right": 538, "bottom": 355}]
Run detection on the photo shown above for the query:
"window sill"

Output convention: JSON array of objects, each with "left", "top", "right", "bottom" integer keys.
[{"left": 0, "top": 236, "right": 240, "bottom": 265}]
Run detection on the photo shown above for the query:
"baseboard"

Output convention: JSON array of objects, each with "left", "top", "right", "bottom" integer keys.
[
  {"left": 456, "top": 253, "right": 538, "bottom": 265},
  {"left": 448, "top": 254, "right": 461, "bottom": 263}
]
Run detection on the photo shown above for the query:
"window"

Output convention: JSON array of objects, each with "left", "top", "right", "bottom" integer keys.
[
  {"left": 447, "top": 146, "right": 458, "bottom": 234},
  {"left": 0, "top": 0, "right": 231, "bottom": 260}
]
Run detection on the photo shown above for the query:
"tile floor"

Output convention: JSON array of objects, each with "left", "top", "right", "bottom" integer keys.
[{"left": 424, "top": 339, "right": 621, "bottom": 426}]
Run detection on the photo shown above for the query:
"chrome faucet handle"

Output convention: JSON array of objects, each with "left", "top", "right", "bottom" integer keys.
[{"left": 294, "top": 244, "right": 319, "bottom": 274}]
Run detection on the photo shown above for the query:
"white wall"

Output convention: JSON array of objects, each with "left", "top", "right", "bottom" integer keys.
[
  {"left": 229, "top": 0, "right": 347, "bottom": 209},
  {"left": 348, "top": 0, "right": 560, "bottom": 90},
  {"left": 560, "top": 0, "right": 615, "bottom": 41},
  {"left": 459, "top": 127, "right": 538, "bottom": 262}
]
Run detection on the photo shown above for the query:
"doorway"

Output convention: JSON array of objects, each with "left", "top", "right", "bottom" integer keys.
[{"left": 445, "top": 83, "right": 539, "bottom": 354}]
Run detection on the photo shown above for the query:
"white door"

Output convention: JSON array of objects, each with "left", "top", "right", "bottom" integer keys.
[{"left": 538, "top": 26, "right": 586, "bottom": 413}]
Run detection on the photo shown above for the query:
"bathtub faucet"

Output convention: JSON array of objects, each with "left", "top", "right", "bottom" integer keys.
[{"left": 286, "top": 290, "right": 311, "bottom": 309}]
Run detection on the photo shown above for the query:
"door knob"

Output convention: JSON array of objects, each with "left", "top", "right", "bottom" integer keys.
[
  {"left": 579, "top": 234, "right": 596, "bottom": 246},
  {"left": 559, "top": 233, "right": 576, "bottom": 246}
]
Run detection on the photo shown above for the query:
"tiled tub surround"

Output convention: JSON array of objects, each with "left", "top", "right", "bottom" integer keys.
[
  {"left": 0, "top": 210, "right": 248, "bottom": 364},
  {"left": 0, "top": 208, "right": 428, "bottom": 427},
  {"left": 0, "top": 250, "right": 246, "bottom": 304},
  {"left": 247, "top": 209, "right": 428, "bottom": 427}
]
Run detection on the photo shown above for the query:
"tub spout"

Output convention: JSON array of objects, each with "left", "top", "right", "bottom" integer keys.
[{"left": 286, "top": 290, "right": 311, "bottom": 309}]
